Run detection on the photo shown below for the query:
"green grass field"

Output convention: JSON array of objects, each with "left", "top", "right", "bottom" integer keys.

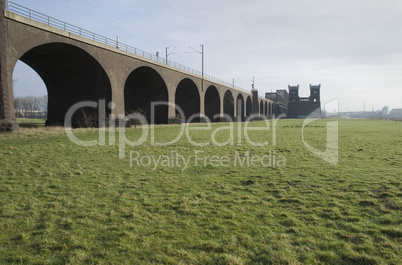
[
  {"left": 0, "top": 119, "right": 401, "bottom": 264},
  {"left": 16, "top": 118, "right": 46, "bottom": 128}
]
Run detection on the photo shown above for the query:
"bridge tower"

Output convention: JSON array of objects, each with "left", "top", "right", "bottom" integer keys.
[
  {"left": 288, "top": 85, "right": 299, "bottom": 102},
  {"left": 309, "top": 84, "right": 320, "bottom": 102},
  {"left": 287, "top": 85, "right": 299, "bottom": 118},
  {"left": 0, "top": 0, "right": 18, "bottom": 131}
]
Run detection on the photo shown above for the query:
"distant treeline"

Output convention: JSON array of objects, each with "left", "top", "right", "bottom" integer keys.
[{"left": 14, "top": 95, "right": 48, "bottom": 119}]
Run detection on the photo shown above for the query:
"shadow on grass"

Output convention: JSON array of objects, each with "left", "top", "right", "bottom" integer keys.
[{"left": 18, "top": 123, "right": 46, "bottom": 128}]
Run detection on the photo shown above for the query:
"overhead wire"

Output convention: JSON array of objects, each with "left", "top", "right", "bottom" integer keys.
[
  {"left": 42, "top": 0, "right": 229, "bottom": 82},
  {"left": 69, "top": 0, "right": 200, "bottom": 66}
]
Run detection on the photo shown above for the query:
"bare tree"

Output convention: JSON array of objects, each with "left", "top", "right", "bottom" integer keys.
[
  {"left": 37, "top": 95, "right": 48, "bottom": 117},
  {"left": 14, "top": 95, "right": 48, "bottom": 118},
  {"left": 14, "top": 97, "right": 23, "bottom": 117},
  {"left": 126, "top": 106, "right": 148, "bottom": 128}
]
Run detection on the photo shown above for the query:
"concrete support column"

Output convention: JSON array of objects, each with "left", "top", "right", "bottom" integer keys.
[
  {"left": 167, "top": 83, "right": 176, "bottom": 118},
  {"left": 199, "top": 90, "right": 205, "bottom": 117},
  {"left": 110, "top": 83, "right": 125, "bottom": 118},
  {"left": 105, "top": 68, "right": 126, "bottom": 118},
  {"left": 244, "top": 100, "right": 247, "bottom": 120},
  {"left": 0, "top": 1, "right": 8, "bottom": 120},
  {"left": 219, "top": 93, "right": 224, "bottom": 118},
  {"left": 234, "top": 98, "right": 237, "bottom": 119},
  {"left": 0, "top": 0, "right": 19, "bottom": 131}
]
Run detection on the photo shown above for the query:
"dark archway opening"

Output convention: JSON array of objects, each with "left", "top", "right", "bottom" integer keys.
[
  {"left": 204, "top": 85, "right": 220, "bottom": 122},
  {"left": 236, "top": 94, "right": 244, "bottom": 121},
  {"left": 260, "top": 100, "right": 264, "bottom": 115},
  {"left": 175, "top": 78, "right": 200, "bottom": 122},
  {"left": 268, "top": 103, "right": 271, "bottom": 116},
  {"left": 265, "top": 102, "right": 268, "bottom": 116},
  {"left": 18, "top": 42, "right": 112, "bottom": 127},
  {"left": 246, "top": 96, "right": 252, "bottom": 117},
  {"left": 125, "top": 66, "right": 169, "bottom": 124},
  {"left": 223, "top": 90, "right": 234, "bottom": 120}
]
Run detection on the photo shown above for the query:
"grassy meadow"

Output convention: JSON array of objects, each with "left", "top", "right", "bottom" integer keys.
[
  {"left": 0, "top": 119, "right": 401, "bottom": 264},
  {"left": 16, "top": 118, "right": 46, "bottom": 128}
]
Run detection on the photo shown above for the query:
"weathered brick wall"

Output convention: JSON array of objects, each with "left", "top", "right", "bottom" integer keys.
[
  {"left": 0, "top": 0, "right": 19, "bottom": 131},
  {"left": 0, "top": 0, "right": 6, "bottom": 119}
]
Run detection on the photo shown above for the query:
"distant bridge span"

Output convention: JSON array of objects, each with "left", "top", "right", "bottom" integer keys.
[{"left": 0, "top": 0, "right": 273, "bottom": 131}]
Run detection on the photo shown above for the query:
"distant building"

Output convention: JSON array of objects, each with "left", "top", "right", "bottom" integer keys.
[
  {"left": 389, "top": 108, "right": 402, "bottom": 119},
  {"left": 382, "top": 106, "right": 389, "bottom": 116},
  {"left": 265, "top": 89, "right": 288, "bottom": 117},
  {"left": 287, "top": 84, "right": 321, "bottom": 118}
]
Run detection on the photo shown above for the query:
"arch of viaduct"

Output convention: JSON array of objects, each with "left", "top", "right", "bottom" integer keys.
[{"left": 0, "top": 2, "right": 273, "bottom": 131}]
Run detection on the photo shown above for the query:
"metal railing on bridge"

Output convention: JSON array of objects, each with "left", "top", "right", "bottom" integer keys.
[{"left": 5, "top": 0, "right": 248, "bottom": 93}]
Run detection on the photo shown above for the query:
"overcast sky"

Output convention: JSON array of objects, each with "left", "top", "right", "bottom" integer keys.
[{"left": 12, "top": 0, "right": 402, "bottom": 111}]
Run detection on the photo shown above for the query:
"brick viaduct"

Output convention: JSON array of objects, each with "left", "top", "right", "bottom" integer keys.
[{"left": 0, "top": 0, "right": 273, "bottom": 131}]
